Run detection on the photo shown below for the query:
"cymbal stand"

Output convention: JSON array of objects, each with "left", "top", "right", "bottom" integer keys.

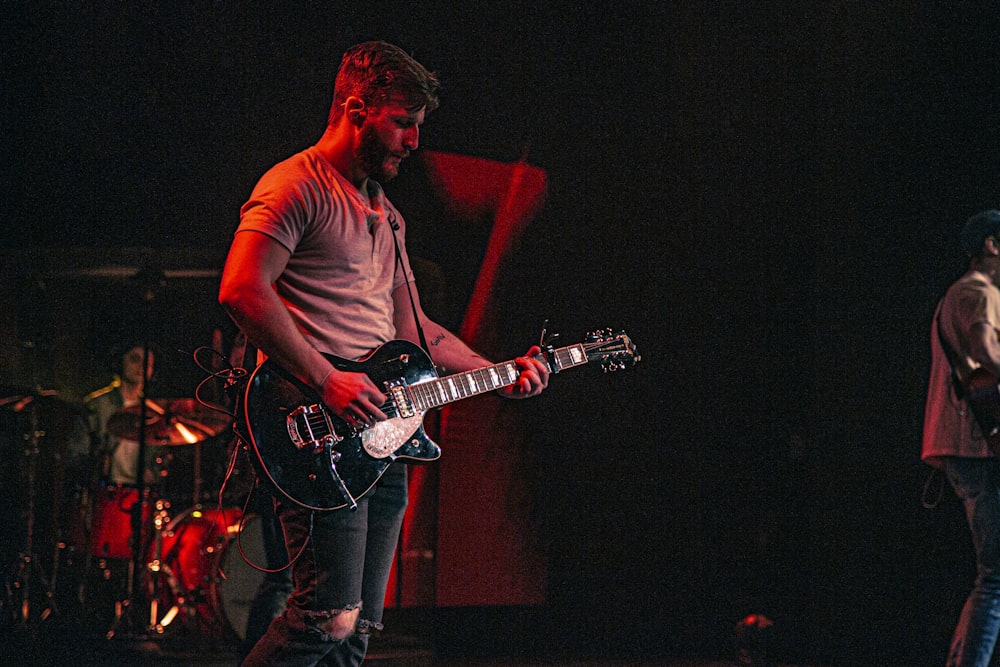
[
  {"left": 144, "top": 498, "right": 188, "bottom": 635},
  {"left": 106, "top": 344, "right": 156, "bottom": 639},
  {"left": 4, "top": 393, "right": 60, "bottom": 630},
  {"left": 2, "top": 283, "right": 74, "bottom": 633},
  {"left": 108, "top": 269, "right": 163, "bottom": 639}
]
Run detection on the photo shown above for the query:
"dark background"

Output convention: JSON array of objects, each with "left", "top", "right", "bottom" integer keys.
[{"left": 3, "top": 3, "right": 1000, "bottom": 665}]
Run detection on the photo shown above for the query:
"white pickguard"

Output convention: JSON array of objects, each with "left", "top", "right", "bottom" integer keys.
[{"left": 360, "top": 411, "right": 426, "bottom": 458}]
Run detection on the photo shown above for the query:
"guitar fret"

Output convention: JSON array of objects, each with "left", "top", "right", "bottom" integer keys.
[
  {"left": 554, "top": 344, "right": 587, "bottom": 371},
  {"left": 430, "top": 379, "right": 447, "bottom": 406},
  {"left": 410, "top": 342, "right": 604, "bottom": 411},
  {"left": 432, "top": 381, "right": 444, "bottom": 405},
  {"left": 413, "top": 383, "right": 431, "bottom": 410},
  {"left": 424, "top": 383, "right": 437, "bottom": 408}
]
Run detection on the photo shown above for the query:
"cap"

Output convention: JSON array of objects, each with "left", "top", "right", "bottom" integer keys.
[{"left": 961, "top": 210, "right": 1000, "bottom": 256}]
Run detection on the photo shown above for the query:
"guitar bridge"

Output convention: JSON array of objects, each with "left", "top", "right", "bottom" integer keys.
[{"left": 287, "top": 403, "right": 341, "bottom": 452}]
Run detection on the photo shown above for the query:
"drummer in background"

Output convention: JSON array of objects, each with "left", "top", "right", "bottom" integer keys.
[{"left": 84, "top": 343, "right": 159, "bottom": 486}]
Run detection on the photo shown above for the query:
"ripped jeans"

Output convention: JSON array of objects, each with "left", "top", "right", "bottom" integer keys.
[
  {"left": 943, "top": 456, "right": 1000, "bottom": 667},
  {"left": 242, "top": 462, "right": 408, "bottom": 667}
]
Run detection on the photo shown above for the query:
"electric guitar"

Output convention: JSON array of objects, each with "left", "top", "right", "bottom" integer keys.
[{"left": 238, "top": 330, "right": 638, "bottom": 510}]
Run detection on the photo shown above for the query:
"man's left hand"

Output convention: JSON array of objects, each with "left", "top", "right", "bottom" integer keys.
[{"left": 497, "top": 345, "right": 550, "bottom": 399}]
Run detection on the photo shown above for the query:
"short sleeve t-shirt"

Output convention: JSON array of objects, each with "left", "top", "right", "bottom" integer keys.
[
  {"left": 922, "top": 270, "right": 1000, "bottom": 465},
  {"left": 236, "top": 146, "right": 415, "bottom": 361}
]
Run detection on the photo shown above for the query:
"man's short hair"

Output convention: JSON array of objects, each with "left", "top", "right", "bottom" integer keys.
[
  {"left": 329, "top": 41, "right": 440, "bottom": 124},
  {"left": 961, "top": 210, "right": 1000, "bottom": 257}
]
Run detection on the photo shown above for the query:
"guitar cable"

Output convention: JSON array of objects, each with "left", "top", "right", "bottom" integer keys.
[{"left": 186, "top": 344, "right": 310, "bottom": 574}]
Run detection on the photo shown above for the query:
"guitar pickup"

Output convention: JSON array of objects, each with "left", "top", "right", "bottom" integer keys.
[
  {"left": 287, "top": 403, "right": 340, "bottom": 452},
  {"left": 386, "top": 381, "right": 415, "bottom": 419}
]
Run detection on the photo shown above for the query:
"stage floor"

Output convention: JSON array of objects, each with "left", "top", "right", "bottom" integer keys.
[
  {"left": 0, "top": 628, "right": 854, "bottom": 667},
  {"left": 0, "top": 605, "right": 911, "bottom": 667},
  {"left": 0, "top": 622, "right": 834, "bottom": 667}
]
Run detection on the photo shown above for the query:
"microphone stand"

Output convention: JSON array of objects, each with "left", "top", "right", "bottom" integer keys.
[{"left": 108, "top": 268, "right": 163, "bottom": 640}]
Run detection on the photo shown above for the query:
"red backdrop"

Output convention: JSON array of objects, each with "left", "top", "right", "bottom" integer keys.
[{"left": 385, "top": 151, "right": 548, "bottom": 608}]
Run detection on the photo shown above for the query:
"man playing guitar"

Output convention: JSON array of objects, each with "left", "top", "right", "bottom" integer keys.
[
  {"left": 923, "top": 209, "right": 1000, "bottom": 667},
  {"left": 219, "top": 41, "right": 549, "bottom": 666}
]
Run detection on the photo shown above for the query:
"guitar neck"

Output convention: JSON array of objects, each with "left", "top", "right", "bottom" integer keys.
[{"left": 410, "top": 344, "right": 589, "bottom": 411}]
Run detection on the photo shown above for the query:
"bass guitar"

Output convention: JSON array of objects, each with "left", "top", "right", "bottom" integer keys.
[{"left": 238, "top": 329, "right": 638, "bottom": 510}]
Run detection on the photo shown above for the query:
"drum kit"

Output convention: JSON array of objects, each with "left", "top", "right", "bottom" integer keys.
[{"left": 0, "top": 389, "right": 266, "bottom": 644}]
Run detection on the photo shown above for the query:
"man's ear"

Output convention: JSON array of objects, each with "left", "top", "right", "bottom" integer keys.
[
  {"left": 345, "top": 97, "right": 367, "bottom": 126},
  {"left": 983, "top": 236, "right": 1000, "bottom": 257}
]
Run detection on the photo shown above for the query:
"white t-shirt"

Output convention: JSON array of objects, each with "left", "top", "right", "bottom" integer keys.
[
  {"left": 237, "top": 146, "right": 415, "bottom": 361},
  {"left": 922, "top": 270, "right": 1000, "bottom": 466}
]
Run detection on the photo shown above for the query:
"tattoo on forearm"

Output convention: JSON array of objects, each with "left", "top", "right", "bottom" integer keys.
[{"left": 430, "top": 333, "right": 445, "bottom": 346}]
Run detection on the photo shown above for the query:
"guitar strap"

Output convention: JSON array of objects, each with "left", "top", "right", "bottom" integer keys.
[
  {"left": 387, "top": 210, "right": 432, "bottom": 358},
  {"left": 922, "top": 299, "right": 956, "bottom": 511},
  {"left": 934, "top": 299, "right": 967, "bottom": 401}
]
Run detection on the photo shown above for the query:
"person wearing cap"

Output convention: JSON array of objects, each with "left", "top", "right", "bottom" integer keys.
[{"left": 923, "top": 209, "right": 1000, "bottom": 666}]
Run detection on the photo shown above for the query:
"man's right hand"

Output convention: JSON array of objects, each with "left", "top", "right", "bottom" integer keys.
[{"left": 320, "top": 367, "right": 388, "bottom": 429}]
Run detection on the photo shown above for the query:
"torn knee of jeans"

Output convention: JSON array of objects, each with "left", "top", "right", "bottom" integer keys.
[
  {"left": 303, "top": 603, "right": 362, "bottom": 641},
  {"left": 356, "top": 618, "right": 384, "bottom": 636}
]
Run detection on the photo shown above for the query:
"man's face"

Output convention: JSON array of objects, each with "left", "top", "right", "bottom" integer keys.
[
  {"left": 355, "top": 100, "right": 426, "bottom": 181},
  {"left": 122, "top": 346, "right": 153, "bottom": 385}
]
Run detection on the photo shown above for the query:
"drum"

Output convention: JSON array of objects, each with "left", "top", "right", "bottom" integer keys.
[
  {"left": 147, "top": 507, "right": 266, "bottom": 639},
  {"left": 90, "top": 484, "right": 152, "bottom": 559}
]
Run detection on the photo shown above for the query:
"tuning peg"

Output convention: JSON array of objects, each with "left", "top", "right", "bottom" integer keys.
[
  {"left": 585, "top": 328, "right": 611, "bottom": 342},
  {"left": 602, "top": 358, "right": 630, "bottom": 373}
]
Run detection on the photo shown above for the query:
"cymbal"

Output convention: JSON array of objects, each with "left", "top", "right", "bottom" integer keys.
[
  {"left": 0, "top": 388, "right": 63, "bottom": 411},
  {"left": 106, "top": 398, "right": 231, "bottom": 446}
]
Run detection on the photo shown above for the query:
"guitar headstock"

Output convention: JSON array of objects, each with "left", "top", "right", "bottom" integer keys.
[{"left": 583, "top": 329, "right": 640, "bottom": 372}]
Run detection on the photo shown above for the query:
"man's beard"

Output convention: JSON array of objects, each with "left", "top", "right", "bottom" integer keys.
[{"left": 357, "top": 124, "right": 398, "bottom": 181}]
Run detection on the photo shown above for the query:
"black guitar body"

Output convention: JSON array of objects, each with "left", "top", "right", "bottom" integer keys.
[
  {"left": 237, "top": 329, "right": 638, "bottom": 510},
  {"left": 240, "top": 340, "right": 441, "bottom": 511}
]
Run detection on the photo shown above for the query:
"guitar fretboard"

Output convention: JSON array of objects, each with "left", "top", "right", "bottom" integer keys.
[{"left": 410, "top": 344, "right": 589, "bottom": 411}]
